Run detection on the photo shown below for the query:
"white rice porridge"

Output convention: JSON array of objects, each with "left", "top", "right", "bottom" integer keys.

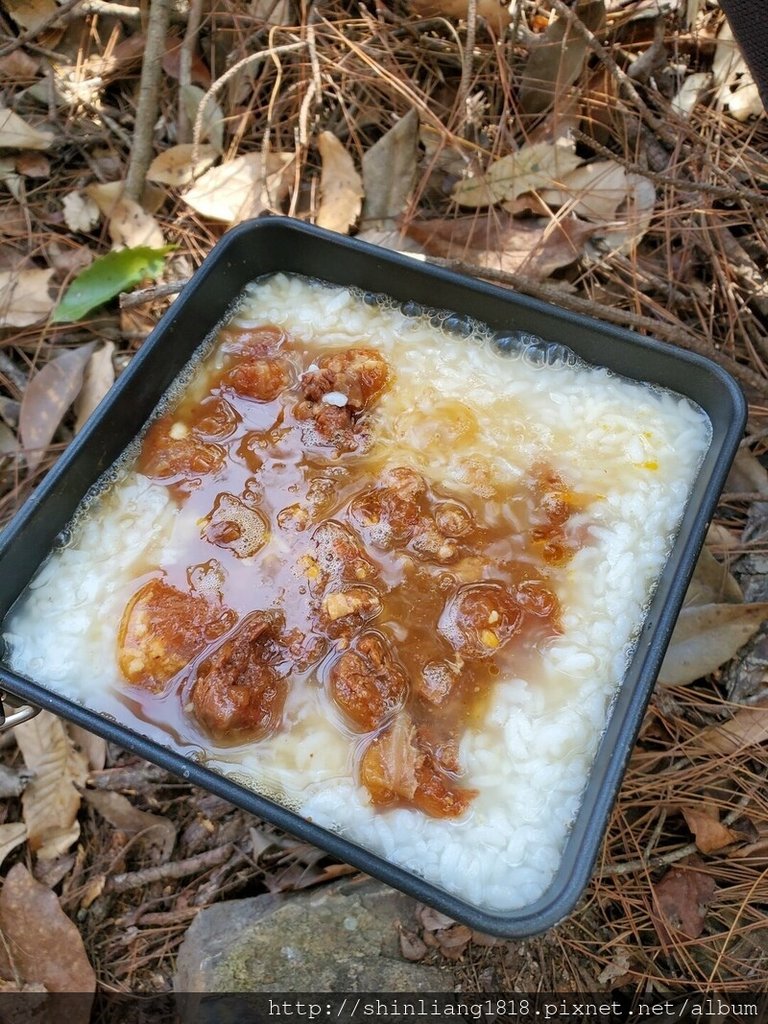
[{"left": 3, "top": 274, "right": 711, "bottom": 912}]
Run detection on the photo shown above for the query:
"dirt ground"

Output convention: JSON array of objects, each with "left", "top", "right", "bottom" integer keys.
[{"left": 1, "top": 0, "right": 768, "bottom": 1000}]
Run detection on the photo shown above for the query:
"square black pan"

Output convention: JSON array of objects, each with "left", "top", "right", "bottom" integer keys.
[{"left": 0, "top": 217, "right": 747, "bottom": 938}]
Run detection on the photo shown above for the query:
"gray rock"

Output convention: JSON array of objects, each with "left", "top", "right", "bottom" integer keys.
[{"left": 174, "top": 877, "right": 450, "bottom": 992}]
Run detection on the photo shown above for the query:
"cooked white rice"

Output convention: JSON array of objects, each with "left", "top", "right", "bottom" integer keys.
[{"left": 3, "top": 274, "right": 711, "bottom": 912}]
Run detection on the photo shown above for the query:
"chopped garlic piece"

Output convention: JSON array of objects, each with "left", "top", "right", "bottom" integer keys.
[
  {"left": 321, "top": 391, "right": 348, "bottom": 407},
  {"left": 169, "top": 422, "right": 189, "bottom": 440}
]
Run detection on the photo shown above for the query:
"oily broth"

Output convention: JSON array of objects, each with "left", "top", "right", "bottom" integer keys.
[{"left": 2, "top": 273, "right": 712, "bottom": 909}]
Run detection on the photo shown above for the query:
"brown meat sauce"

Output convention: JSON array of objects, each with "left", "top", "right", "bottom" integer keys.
[{"left": 118, "top": 322, "right": 588, "bottom": 819}]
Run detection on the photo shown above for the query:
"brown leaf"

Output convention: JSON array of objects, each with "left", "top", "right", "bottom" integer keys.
[
  {"left": 361, "top": 109, "right": 419, "bottom": 225},
  {"left": 0, "top": 863, "right": 96, "bottom": 994},
  {"left": 0, "top": 51, "right": 40, "bottom": 82},
  {"left": 15, "top": 152, "right": 49, "bottom": 178},
  {"left": 3, "top": 0, "right": 57, "bottom": 33},
  {"left": 682, "top": 804, "right": 738, "bottom": 854},
  {"left": 0, "top": 268, "right": 55, "bottom": 328},
  {"left": 316, "top": 132, "right": 364, "bottom": 235},
  {"left": 74, "top": 342, "right": 116, "bottom": 433},
  {"left": 695, "top": 703, "right": 768, "bottom": 755},
  {"left": 405, "top": 212, "right": 595, "bottom": 279},
  {"left": 67, "top": 725, "right": 107, "bottom": 772},
  {"left": 519, "top": 0, "right": 606, "bottom": 115},
  {"left": 726, "top": 448, "right": 768, "bottom": 496},
  {"left": 62, "top": 191, "right": 100, "bottom": 233},
  {"left": 452, "top": 141, "right": 582, "bottom": 209},
  {"left": 163, "top": 36, "right": 212, "bottom": 87},
  {"left": 435, "top": 923, "right": 473, "bottom": 960},
  {"left": 82, "top": 789, "right": 176, "bottom": 862},
  {"left": 652, "top": 866, "right": 715, "bottom": 941},
  {"left": 658, "top": 603, "right": 768, "bottom": 687},
  {"left": 684, "top": 545, "right": 743, "bottom": 608},
  {"left": 417, "top": 903, "right": 455, "bottom": 931},
  {"left": 19, "top": 343, "right": 95, "bottom": 472},
  {"left": 86, "top": 182, "right": 165, "bottom": 249},
  {"left": 409, "top": 0, "right": 511, "bottom": 32},
  {"left": 14, "top": 711, "right": 88, "bottom": 860},
  {"left": 399, "top": 927, "right": 428, "bottom": 961}
]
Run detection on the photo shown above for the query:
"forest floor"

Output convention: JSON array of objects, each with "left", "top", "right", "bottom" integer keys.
[{"left": 1, "top": 0, "right": 768, "bottom": 1002}]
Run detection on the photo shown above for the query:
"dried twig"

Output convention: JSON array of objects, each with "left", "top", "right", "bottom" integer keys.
[
  {"left": 106, "top": 845, "right": 233, "bottom": 893},
  {"left": 191, "top": 40, "right": 308, "bottom": 161},
  {"left": 456, "top": 0, "right": 478, "bottom": 128},
  {"left": 177, "top": 0, "right": 205, "bottom": 145},
  {"left": 120, "top": 281, "right": 188, "bottom": 308},
  {"left": 124, "top": 0, "right": 173, "bottom": 202}
]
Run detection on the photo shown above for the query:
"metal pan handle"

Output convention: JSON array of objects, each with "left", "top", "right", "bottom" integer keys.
[{"left": 0, "top": 690, "right": 40, "bottom": 732}]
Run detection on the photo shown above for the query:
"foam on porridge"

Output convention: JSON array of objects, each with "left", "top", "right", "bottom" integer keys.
[{"left": 2, "top": 274, "right": 711, "bottom": 912}]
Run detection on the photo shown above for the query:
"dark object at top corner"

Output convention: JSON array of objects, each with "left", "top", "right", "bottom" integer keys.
[{"left": 719, "top": 0, "right": 768, "bottom": 109}]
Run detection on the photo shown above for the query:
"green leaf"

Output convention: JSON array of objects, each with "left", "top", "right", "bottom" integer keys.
[{"left": 51, "top": 245, "right": 175, "bottom": 323}]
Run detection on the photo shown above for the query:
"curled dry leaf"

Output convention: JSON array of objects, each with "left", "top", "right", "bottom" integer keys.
[
  {"left": 361, "top": 108, "right": 419, "bottom": 225},
  {"left": 0, "top": 108, "right": 54, "bottom": 151},
  {"left": 67, "top": 724, "right": 107, "bottom": 772},
  {"left": 74, "top": 341, "right": 116, "bottom": 433},
  {"left": 183, "top": 152, "right": 294, "bottom": 223},
  {"left": 658, "top": 602, "right": 768, "bottom": 687},
  {"left": 681, "top": 804, "right": 739, "bottom": 854},
  {"left": 82, "top": 789, "right": 176, "bottom": 862},
  {"left": 671, "top": 72, "right": 712, "bottom": 119},
  {"left": 14, "top": 711, "right": 88, "bottom": 860},
  {"left": 452, "top": 141, "right": 583, "bottom": 209},
  {"left": 19, "top": 343, "right": 95, "bottom": 471},
  {"left": 694, "top": 703, "right": 768, "bottom": 755},
  {"left": 0, "top": 823, "right": 27, "bottom": 869},
  {"left": 652, "top": 865, "right": 716, "bottom": 942},
  {"left": 0, "top": 267, "right": 54, "bottom": 328},
  {"left": 399, "top": 927, "right": 428, "bottom": 962},
  {"left": 146, "top": 144, "right": 218, "bottom": 187},
  {"left": 62, "top": 191, "right": 100, "bottom": 233},
  {"left": 316, "top": 132, "right": 364, "bottom": 235},
  {"left": 519, "top": 0, "right": 605, "bottom": 115},
  {"left": 0, "top": 863, "right": 96, "bottom": 994},
  {"left": 406, "top": 212, "right": 595, "bottom": 279}
]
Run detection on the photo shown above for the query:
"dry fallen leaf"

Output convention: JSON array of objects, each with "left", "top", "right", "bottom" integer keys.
[
  {"left": 183, "top": 152, "right": 294, "bottom": 223},
  {"left": 3, "top": 0, "right": 57, "bottom": 33},
  {"left": 695, "top": 703, "right": 768, "bottom": 755},
  {"left": 67, "top": 724, "right": 107, "bottom": 772},
  {"left": 15, "top": 711, "right": 88, "bottom": 859},
  {"left": 62, "top": 191, "right": 100, "bottom": 233},
  {"left": 0, "top": 50, "right": 40, "bottom": 82},
  {"left": 658, "top": 602, "right": 768, "bottom": 687},
  {"left": 652, "top": 866, "right": 716, "bottom": 941},
  {"left": 0, "top": 267, "right": 54, "bottom": 328},
  {"left": 409, "top": 0, "right": 510, "bottom": 32},
  {"left": 0, "top": 823, "right": 27, "bottom": 870},
  {"left": 539, "top": 159, "right": 636, "bottom": 222},
  {"left": 361, "top": 109, "right": 419, "bottom": 225},
  {"left": 596, "top": 947, "right": 632, "bottom": 986},
  {"left": 82, "top": 789, "right": 176, "bottom": 862},
  {"left": 452, "top": 141, "right": 583, "bottom": 209},
  {"left": 146, "top": 144, "right": 218, "bottom": 187},
  {"left": 0, "top": 863, "right": 96, "bottom": 994},
  {"left": 726, "top": 448, "right": 768, "bottom": 496},
  {"left": 0, "top": 107, "right": 54, "bottom": 150},
  {"left": 74, "top": 341, "right": 115, "bottom": 433},
  {"left": 406, "top": 212, "right": 595, "bottom": 279},
  {"left": 86, "top": 182, "right": 164, "bottom": 249},
  {"left": 682, "top": 804, "right": 739, "bottom": 854},
  {"left": 181, "top": 84, "right": 225, "bottom": 154},
  {"left": 19, "top": 343, "right": 95, "bottom": 471},
  {"left": 163, "top": 35, "right": 211, "bottom": 87},
  {"left": 684, "top": 545, "right": 743, "bottom": 608},
  {"left": 519, "top": 0, "right": 605, "bottom": 115},
  {"left": 316, "top": 132, "right": 364, "bottom": 235},
  {"left": 671, "top": 71, "right": 712, "bottom": 119},
  {"left": 399, "top": 928, "right": 428, "bottom": 961},
  {"left": 15, "top": 152, "right": 49, "bottom": 178}
]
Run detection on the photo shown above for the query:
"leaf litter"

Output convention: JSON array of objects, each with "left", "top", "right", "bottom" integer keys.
[{"left": 0, "top": 0, "right": 767, "bottom": 999}]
